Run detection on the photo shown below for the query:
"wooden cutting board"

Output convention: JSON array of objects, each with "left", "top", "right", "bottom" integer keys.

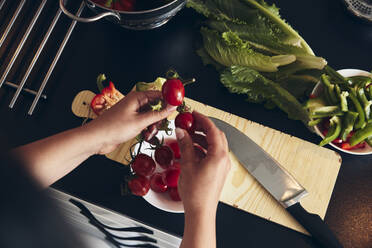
[{"left": 72, "top": 90, "right": 342, "bottom": 235}]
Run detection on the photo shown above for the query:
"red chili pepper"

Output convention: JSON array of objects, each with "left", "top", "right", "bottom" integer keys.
[
  {"left": 322, "top": 124, "right": 366, "bottom": 150},
  {"left": 332, "top": 138, "right": 343, "bottom": 144},
  {"left": 322, "top": 126, "right": 344, "bottom": 145},
  {"left": 339, "top": 142, "right": 366, "bottom": 150}
]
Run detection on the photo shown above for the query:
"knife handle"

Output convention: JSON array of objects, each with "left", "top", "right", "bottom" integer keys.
[{"left": 287, "top": 203, "right": 343, "bottom": 248}]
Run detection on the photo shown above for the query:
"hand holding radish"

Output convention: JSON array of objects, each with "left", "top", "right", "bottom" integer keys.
[{"left": 176, "top": 111, "right": 231, "bottom": 215}]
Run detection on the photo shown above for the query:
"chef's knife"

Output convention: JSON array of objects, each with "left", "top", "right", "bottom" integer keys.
[{"left": 210, "top": 117, "right": 342, "bottom": 248}]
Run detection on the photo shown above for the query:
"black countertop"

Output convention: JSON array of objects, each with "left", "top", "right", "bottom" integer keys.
[{"left": 0, "top": 0, "right": 371, "bottom": 247}]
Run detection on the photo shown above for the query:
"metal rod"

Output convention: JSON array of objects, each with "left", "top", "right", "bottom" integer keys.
[
  {"left": 0, "top": 0, "right": 26, "bottom": 48},
  {"left": 28, "top": 2, "right": 85, "bottom": 115},
  {"left": 9, "top": 8, "right": 63, "bottom": 108},
  {"left": 4, "top": 81, "right": 47, "bottom": 99},
  {"left": 0, "top": 0, "right": 6, "bottom": 12},
  {"left": 0, "top": 0, "right": 47, "bottom": 89}
]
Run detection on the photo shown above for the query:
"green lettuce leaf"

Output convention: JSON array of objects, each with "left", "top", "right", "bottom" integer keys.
[
  {"left": 205, "top": 20, "right": 308, "bottom": 55},
  {"left": 187, "top": 0, "right": 325, "bottom": 125},
  {"left": 188, "top": 0, "right": 304, "bottom": 47},
  {"left": 187, "top": 0, "right": 260, "bottom": 24},
  {"left": 221, "top": 66, "right": 310, "bottom": 123},
  {"left": 257, "top": 0, "right": 280, "bottom": 17},
  {"left": 240, "top": 0, "right": 313, "bottom": 53},
  {"left": 196, "top": 47, "right": 225, "bottom": 70},
  {"left": 201, "top": 28, "right": 296, "bottom": 72}
]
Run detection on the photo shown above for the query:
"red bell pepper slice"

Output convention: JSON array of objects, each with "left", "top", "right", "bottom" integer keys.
[
  {"left": 90, "top": 80, "right": 124, "bottom": 116},
  {"left": 91, "top": 94, "right": 106, "bottom": 115},
  {"left": 332, "top": 137, "right": 343, "bottom": 144},
  {"left": 339, "top": 142, "right": 366, "bottom": 150}
]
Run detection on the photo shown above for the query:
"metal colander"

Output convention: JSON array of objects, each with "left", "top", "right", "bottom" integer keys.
[{"left": 343, "top": 0, "right": 372, "bottom": 22}]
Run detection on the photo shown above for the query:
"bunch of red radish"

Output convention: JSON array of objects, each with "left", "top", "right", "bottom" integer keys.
[{"left": 128, "top": 78, "right": 202, "bottom": 201}]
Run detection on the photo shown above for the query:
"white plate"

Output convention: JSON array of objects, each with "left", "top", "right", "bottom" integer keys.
[
  {"left": 134, "top": 120, "right": 184, "bottom": 213},
  {"left": 312, "top": 69, "right": 372, "bottom": 155}
]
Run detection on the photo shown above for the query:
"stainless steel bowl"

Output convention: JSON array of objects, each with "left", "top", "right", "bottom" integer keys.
[{"left": 60, "top": 0, "right": 186, "bottom": 30}]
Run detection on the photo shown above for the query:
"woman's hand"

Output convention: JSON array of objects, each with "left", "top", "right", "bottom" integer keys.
[
  {"left": 176, "top": 111, "right": 231, "bottom": 215},
  {"left": 86, "top": 90, "right": 177, "bottom": 154},
  {"left": 177, "top": 111, "right": 231, "bottom": 248},
  {"left": 14, "top": 90, "right": 176, "bottom": 187}
]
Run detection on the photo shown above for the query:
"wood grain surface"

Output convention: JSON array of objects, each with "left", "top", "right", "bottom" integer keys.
[{"left": 72, "top": 90, "right": 342, "bottom": 235}]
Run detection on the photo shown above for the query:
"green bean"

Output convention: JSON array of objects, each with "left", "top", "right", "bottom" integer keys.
[
  {"left": 319, "top": 116, "right": 342, "bottom": 146},
  {"left": 340, "top": 91, "right": 349, "bottom": 112},
  {"left": 322, "top": 90, "right": 333, "bottom": 105},
  {"left": 349, "top": 89, "right": 366, "bottom": 129},
  {"left": 322, "top": 74, "right": 340, "bottom": 104},
  {"left": 340, "top": 111, "right": 358, "bottom": 141},
  {"left": 366, "top": 136, "right": 372, "bottom": 147},
  {"left": 321, "top": 74, "right": 332, "bottom": 87},
  {"left": 328, "top": 84, "right": 339, "bottom": 104},
  {"left": 367, "top": 86, "right": 372, "bottom": 100},
  {"left": 308, "top": 119, "right": 323, "bottom": 127},
  {"left": 310, "top": 106, "right": 343, "bottom": 118},
  {"left": 357, "top": 87, "right": 372, "bottom": 120},
  {"left": 324, "top": 66, "right": 349, "bottom": 85},
  {"left": 348, "top": 76, "right": 371, "bottom": 87},
  {"left": 349, "top": 123, "right": 372, "bottom": 146},
  {"left": 320, "top": 75, "right": 333, "bottom": 104},
  {"left": 335, "top": 84, "right": 341, "bottom": 96}
]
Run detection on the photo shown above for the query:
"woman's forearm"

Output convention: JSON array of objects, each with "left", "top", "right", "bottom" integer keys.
[
  {"left": 180, "top": 209, "right": 217, "bottom": 248},
  {"left": 13, "top": 124, "right": 102, "bottom": 187}
]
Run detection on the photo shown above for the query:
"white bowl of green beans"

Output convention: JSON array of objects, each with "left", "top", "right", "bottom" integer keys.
[{"left": 310, "top": 68, "right": 372, "bottom": 155}]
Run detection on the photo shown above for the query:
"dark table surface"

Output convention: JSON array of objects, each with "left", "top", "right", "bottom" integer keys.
[{"left": 0, "top": 0, "right": 371, "bottom": 247}]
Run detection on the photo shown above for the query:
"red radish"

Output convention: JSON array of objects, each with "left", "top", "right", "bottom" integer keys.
[
  {"left": 172, "top": 161, "right": 181, "bottom": 169},
  {"left": 150, "top": 173, "right": 168, "bottom": 193},
  {"left": 168, "top": 187, "right": 181, "bottom": 201},
  {"left": 141, "top": 124, "right": 158, "bottom": 142},
  {"left": 128, "top": 175, "right": 150, "bottom": 196},
  {"left": 155, "top": 146, "right": 174, "bottom": 169},
  {"left": 175, "top": 112, "right": 195, "bottom": 133},
  {"left": 162, "top": 79, "right": 185, "bottom": 106},
  {"left": 167, "top": 140, "right": 181, "bottom": 159},
  {"left": 131, "top": 154, "right": 156, "bottom": 177},
  {"left": 164, "top": 168, "right": 180, "bottom": 188}
]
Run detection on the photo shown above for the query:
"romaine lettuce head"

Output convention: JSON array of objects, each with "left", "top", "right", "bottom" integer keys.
[
  {"left": 201, "top": 28, "right": 296, "bottom": 72},
  {"left": 221, "top": 66, "right": 310, "bottom": 123}
]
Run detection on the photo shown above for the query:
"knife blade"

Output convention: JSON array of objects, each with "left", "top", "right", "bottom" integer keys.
[{"left": 210, "top": 117, "right": 343, "bottom": 248}]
